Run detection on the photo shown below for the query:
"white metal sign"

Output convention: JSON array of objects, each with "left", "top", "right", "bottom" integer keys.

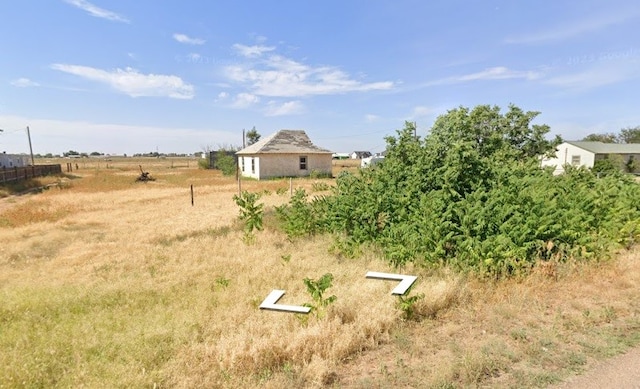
[
  {"left": 365, "top": 271, "right": 417, "bottom": 295},
  {"left": 259, "top": 272, "right": 418, "bottom": 314},
  {"left": 259, "top": 289, "right": 311, "bottom": 314}
]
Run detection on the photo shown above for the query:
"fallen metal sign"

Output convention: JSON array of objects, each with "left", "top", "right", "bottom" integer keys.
[
  {"left": 259, "top": 290, "right": 311, "bottom": 314},
  {"left": 259, "top": 272, "right": 418, "bottom": 314},
  {"left": 365, "top": 271, "right": 417, "bottom": 295}
]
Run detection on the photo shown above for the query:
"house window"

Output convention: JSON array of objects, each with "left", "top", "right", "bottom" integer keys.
[
  {"left": 571, "top": 155, "right": 581, "bottom": 165},
  {"left": 299, "top": 156, "right": 307, "bottom": 170},
  {"left": 251, "top": 157, "right": 255, "bottom": 174},
  {"left": 241, "top": 157, "right": 245, "bottom": 172}
]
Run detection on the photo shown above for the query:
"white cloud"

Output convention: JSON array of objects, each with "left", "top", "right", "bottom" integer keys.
[
  {"left": 187, "top": 53, "right": 201, "bottom": 61},
  {"left": 506, "top": 9, "right": 640, "bottom": 44},
  {"left": 173, "top": 33, "right": 206, "bottom": 45},
  {"left": 425, "top": 66, "right": 541, "bottom": 87},
  {"left": 265, "top": 101, "right": 304, "bottom": 116},
  {"left": 545, "top": 59, "right": 640, "bottom": 91},
  {"left": 365, "top": 114, "right": 379, "bottom": 123},
  {"left": 232, "top": 44, "right": 276, "bottom": 58},
  {"left": 50, "top": 64, "right": 195, "bottom": 99},
  {"left": 232, "top": 93, "right": 260, "bottom": 108},
  {"left": 457, "top": 67, "right": 541, "bottom": 82},
  {"left": 224, "top": 52, "right": 394, "bottom": 97},
  {"left": 217, "top": 92, "right": 229, "bottom": 99},
  {"left": 0, "top": 114, "right": 238, "bottom": 154},
  {"left": 63, "top": 0, "right": 129, "bottom": 23},
  {"left": 411, "top": 106, "right": 437, "bottom": 118},
  {"left": 11, "top": 78, "right": 40, "bottom": 87}
]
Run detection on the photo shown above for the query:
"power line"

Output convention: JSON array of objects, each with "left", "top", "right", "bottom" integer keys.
[{"left": 0, "top": 127, "right": 26, "bottom": 135}]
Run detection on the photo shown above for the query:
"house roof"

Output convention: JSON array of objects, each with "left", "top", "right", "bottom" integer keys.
[
  {"left": 236, "top": 130, "right": 332, "bottom": 155},
  {"left": 566, "top": 141, "right": 640, "bottom": 154}
]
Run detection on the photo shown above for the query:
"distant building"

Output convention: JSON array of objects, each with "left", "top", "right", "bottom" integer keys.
[
  {"left": 350, "top": 151, "right": 372, "bottom": 159},
  {"left": 332, "top": 153, "right": 350, "bottom": 160},
  {"left": 236, "top": 130, "right": 333, "bottom": 179},
  {"left": 361, "top": 155, "right": 385, "bottom": 168},
  {"left": 541, "top": 141, "right": 640, "bottom": 174},
  {"left": 0, "top": 153, "right": 30, "bottom": 168}
]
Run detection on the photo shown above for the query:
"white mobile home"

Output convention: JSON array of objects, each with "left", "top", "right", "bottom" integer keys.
[
  {"left": 236, "top": 130, "right": 333, "bottom": 180},
  {"left": 541, "top": 141, "right": 640, "bottom": 174}
]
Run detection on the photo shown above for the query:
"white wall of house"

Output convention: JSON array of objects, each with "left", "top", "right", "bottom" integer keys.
[
  {"left": 239, "top": 155, "right": 261, "bottom": 179},
  {"left": 541, "top": 143, "right": 596, "bottom": 174},
  {"left": 239, "top": 153, "right": 332, "bottom": 179},
  {"left": 0, "top": 154, "right": 30, "bottom": 168}
]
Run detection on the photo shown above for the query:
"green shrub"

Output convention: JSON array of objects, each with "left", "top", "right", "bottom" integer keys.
[
  {"left": 274, "top": 105, "right": 640, "bottom": 278},
  {"left": 233, "top": 191, "right": 263, "bottom": 242},
  {"left": 197, "top": 158, "right": 210, "bottom": 170},
  {"left": 275, "top": 189, "right": 321, "bottom": 239},
  {"left": 215, "top": 153, "right": 237, "bottom": 176}
]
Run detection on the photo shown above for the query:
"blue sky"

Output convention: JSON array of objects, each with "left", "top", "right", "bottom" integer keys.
[{"left": 1, "top": 1, "right": 639, "bottom": 155}]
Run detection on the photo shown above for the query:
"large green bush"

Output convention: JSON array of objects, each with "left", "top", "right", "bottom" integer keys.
[{"left": 275, "top": 105, "right": 640, "bottom": 277}]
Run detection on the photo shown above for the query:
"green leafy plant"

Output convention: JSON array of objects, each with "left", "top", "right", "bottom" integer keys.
[
  {"left": 303, "top": 273, "right": 337, "bottom": 316},
  {"left": 233, "top": 191, "right": 264, "bottom": 242},
  {"left": 275, "top": 188, "right": 320, "bottom": 239},
  {"left": 397, "top": 292, "right": 425, "bottom": 321},
  {"left": 311, "top": 181, "right": 331, "bottom": 192},
  {"left": 214, "top": 276, "right": 230, "bottom": 289}
]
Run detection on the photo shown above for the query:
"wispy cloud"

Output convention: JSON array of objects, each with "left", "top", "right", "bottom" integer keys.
[
  {"left": 0, "top": 114, "right": 238, "bottom": 154},
  {"left": 458, "top": 67, "right": 541, "bottom": 81},
  {"left": 410, "top": 106, "right": 437, "bottom": 118},
  {"left": 505, "top": 9, "right": 640, "bottom": 44},
  {"left": 232, "top": 44, "right": 276, "bottom": 58},
  {"left": 50, "top": 64, "right": 194, "bottom": 99},
  {"left": 231, "top": 93, "right": 260, "bottom": 108},
  {"left": 365, "top": 114, "right": 380, "bottom": 123},
  {"left": 225, "top": 50, "right": 394, "bottom": 97},
  {"left": 173, "top": 33, "right": 206, "bottom": 45},
  {"left": 185, "top": 53, "right": 202, "bottom": 63},
  {"left": 265, "top": 101, "right": 304, "bottom": 116},
  {"left": 10, "top": 78, "right": 40, "bottom": 87},
  {"left": 63, "top": 0, "right": 129, "bottom": 23},
  {"left": 426, "top": 66, "right": 541, "bottom": 86},
  {"left": 545, "top": 59, "right": 640, "bottom": 91}
]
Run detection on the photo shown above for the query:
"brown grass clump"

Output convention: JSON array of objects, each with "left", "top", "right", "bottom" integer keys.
[
  {"left": 2, "top": 160, "right": 640, "bottom": 388},
  {"left": 0, "top": 199, "right": 75, "bottom": 228}
]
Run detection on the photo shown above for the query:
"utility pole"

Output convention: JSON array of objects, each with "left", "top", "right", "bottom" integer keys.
[
  {"left": 26, "top": 126, "right": 35, "bottom": 166},
  {"left": 242, "top": 128, "right": 246, "bottom": 148}
]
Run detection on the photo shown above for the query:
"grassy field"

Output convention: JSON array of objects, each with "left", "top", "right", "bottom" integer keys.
[{"left": 1, "top": 158, "right": 640, "bottom": 388}]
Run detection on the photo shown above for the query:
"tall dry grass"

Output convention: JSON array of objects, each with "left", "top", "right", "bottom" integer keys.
[
  {"left": 0, "top": 162, "right": 407, "bottom": 387},
  {"left": 1, "top": 160, "right": 640, "bottom": 388}
]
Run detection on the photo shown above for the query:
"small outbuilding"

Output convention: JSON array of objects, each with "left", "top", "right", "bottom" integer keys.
[
  {"left": 0, "top": 153, "right": 30, "bottom": 168},
  {"left": 236, "top": 130, "right": 333, "bottom": 180},
  {"left": 541, "top": 141, "right": 640, "bottom": 174}
]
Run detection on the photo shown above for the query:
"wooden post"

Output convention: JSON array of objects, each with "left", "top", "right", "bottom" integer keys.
[
  {"left": 238, "top": 176, "right": 242, "bottom": 195},
  {"left": 289, "top": 177, "right": 293, "bottom": 196},
  {"left": 190, "top": 184, "right": 194, "bottom": 206}
]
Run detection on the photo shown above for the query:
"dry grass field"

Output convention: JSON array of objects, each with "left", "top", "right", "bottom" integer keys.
[{"left": 1, "top": 158, "right": 640, "bottom": 388}]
